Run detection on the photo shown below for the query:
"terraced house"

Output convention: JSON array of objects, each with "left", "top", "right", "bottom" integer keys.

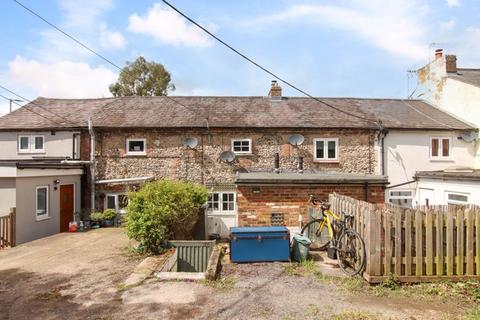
[{"left": 0, "top": 82, "right": 475, "bottom": 241}]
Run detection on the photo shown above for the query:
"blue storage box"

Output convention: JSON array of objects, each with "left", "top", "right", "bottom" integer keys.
[{"left": 230, "top": 226, "right": 290, "bottom": 262}]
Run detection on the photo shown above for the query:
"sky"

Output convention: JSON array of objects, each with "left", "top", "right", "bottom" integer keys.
[{"left": 0, "top": 0, "right": 479, "bottom": 115}]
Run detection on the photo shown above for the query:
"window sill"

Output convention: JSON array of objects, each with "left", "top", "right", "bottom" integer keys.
[
  {"left": 206, "top": 211, "right": 237, "bottom": 215},
  {"left": 125, "top": 153, "right": 147, "bottom": 157},
  {"left": 429, "top": 158, "right": 454, "bottom": 162},
  {"left": 36, "top": 215, "right": 51, "bottom": 222},
  {"left": 17, "top": 151, "right": 46, "bottom": 154},
  {"left": 234, "top": 153, "right": 254, "bottom": 157},
  {"left": 313, "top": 159, "right": 340, "bottom": 163}
]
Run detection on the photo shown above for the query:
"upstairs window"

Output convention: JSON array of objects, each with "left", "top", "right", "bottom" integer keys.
[
  {"left": 231, "top": 139, "right": 252, "bottom": 154},
  {"left": 430, "top": 137, "right": 451, "bottom": 160},
  {"left": 73, "top": 133, "right": 81, "bottom": 160},
  {"left": 18, "top": 135, "right": 45, "bottom": 153},
  {"left": 314, "top": 138, "right": 338, "bottom": 161},
  {"left": 126, "top": 138, "right": 146, "bottom": 155}
]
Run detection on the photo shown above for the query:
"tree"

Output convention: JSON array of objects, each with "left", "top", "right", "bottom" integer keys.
[
  {"left": 109, "top": 56, "right": 175, "bottom": 97},
  {"left": 125, "top": 180, "right": 208, "bottom": 254}
]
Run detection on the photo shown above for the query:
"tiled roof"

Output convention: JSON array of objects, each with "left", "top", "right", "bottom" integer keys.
[
  {"left": 0, "top": 96, "right": 474, "bottom": 131},
  {"left": 449, "top": 68, "right": 480, "bottom": 88},
  {"left": 415, "top": 169, "right": 480, "bottom": 181}
]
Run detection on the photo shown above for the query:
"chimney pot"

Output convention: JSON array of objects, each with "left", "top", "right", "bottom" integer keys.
[
  {"left": 268, "top": 80, "right": 282, "bottom": 100},
  {"left": 445, "top": 54, "right": 457, "bottom": 73},
  {"left": 435, "top": 48, "right": 443, "bottom": 60}
]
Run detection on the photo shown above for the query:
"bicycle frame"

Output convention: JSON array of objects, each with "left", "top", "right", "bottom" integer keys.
[{"left": 321, "top": 209, "right": 340, "bottom": 240}]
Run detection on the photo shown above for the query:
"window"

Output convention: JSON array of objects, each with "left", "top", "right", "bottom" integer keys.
[
  {"left": 36, "top": 186, "right": 49, "bottom": 220},
  {"left": 73, "top": 133, "right": 81, "bottom": 160},
  {"left": 389, "top": 190, "right": 413, "bottom": 208},
  {"left": 231, "top": 139, "right": 252, "bottom": 154},
  {"left": 126, "top": 138, "right": 146, "bottom": 155},
  {"left": 313, "top": 138, "right": 338, "bottom": 161},
  {"left": 207, "top": 192, "right": 236, "bottom": 213},
  {"left": 18, "top": 135, "right": 45, "bottom": 153},
  {"left": 430, "top": 137, "right": 451, "bottom": 160},
  {"left": 446, "top": 192, "right": 469, "bottom": 205},
  {"left": 105, "top": 194, "right": 129, "bottom": 213}
]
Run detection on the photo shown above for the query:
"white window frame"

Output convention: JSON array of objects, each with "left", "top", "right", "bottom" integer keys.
[
  {"left": 231, "top": 138, "right": 252, "bottom": 155},
  {"left": 445, "top": 191, "right": 469, "bottom": 205},
  {"left": 126, "top": 138, "right": 147, "bottom": 156},
  {"left": 313, "top": 138, "right": 339, "bottom": 162},
  {"left": 17, "top": 135, "right": 45, "bottom": 153},
  {"left": 105, "top": 193, "right": 129, "bottom": 214},
  {"left": 36, "top": 185, "right": 49, "bottom": 221},
  {"left": 430, "top": 137, "right": 452, "bottom": 161},
  {"left": 206, "top": 192, "right": 236, "bottom": 215},
  {"left": 388, "top": 189, "right": 413, "bottom": 207}
]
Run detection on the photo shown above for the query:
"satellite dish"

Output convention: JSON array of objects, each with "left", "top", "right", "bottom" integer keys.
[
  {"left": 288, "top": 134, "right": 305, "bottom": 146},
  {"left": 461, "top": 131, "right": 478, "bottom": 143},
  {"left": 183, "top": 137, "right": 198, "bottom": 149},
  {"left": 219, "top": 151, "right": 236, "bottom": 163}
]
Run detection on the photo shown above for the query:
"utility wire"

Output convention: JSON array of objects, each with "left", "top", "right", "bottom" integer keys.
[
  {"left": 0, "top": 92, "right": 69, "bottom": 127},
  {"left": 0, "top": 84, "right": 78, "bottom": 126},
  {"left": 160, "top": 0, "right": 381, "bottom": 128},
  {"left": 12, "top": 0, "right": 209, "bottom": 122}
]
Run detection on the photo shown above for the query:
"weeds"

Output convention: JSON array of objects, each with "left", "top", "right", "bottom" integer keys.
[
  {"left": 283, "top": 259, "right": 318, "bottom": 277},
  {"left": 331, "top": 310, "right": 380, "bottom": 320},
  {"left": 204, "top": 275, "right": 236, "bottom": 291}
]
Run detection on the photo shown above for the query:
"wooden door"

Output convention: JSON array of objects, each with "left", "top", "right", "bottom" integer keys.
[{"left": 60, "top": 184, "right": 74, "bottom": 232}]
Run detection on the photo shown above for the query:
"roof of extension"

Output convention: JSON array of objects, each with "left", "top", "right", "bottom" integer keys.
[
  {"left": 415, "top": 169, "right": 480, "bottom": 182},
  {"left": 449, "top": 68, "right": 480, "bottom": 88},
  {"left": 0, "top": 96, "right": 474, "bottom": 131}
]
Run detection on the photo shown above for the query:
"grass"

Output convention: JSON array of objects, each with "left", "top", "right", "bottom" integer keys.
[
  {"left": 331, "top": 310, "right": 380, "bottom": 320},
  {"left": 462, "top": 308, "right": 480, "bottom": 320},
  {"left": 203, "top": 275, "right": 236, "bottom": 291}
]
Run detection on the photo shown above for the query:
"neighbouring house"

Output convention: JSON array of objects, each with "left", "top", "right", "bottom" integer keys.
[
  {"left": 0, "top": 81, "right": 474, "bottom": 239},
  {"left": 406, "top": 49, "right": 480, "bottom": 206}
]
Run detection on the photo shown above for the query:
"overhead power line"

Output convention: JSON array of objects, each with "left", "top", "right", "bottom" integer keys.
[
  {"left": 160, "top": 0, "right": 381, "bottom": 128},
  {"left": 12, "top": 0, "right": 209, "bottom": 123}
]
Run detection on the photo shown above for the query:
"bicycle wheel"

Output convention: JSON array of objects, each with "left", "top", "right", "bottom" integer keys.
[
  {"left": 336, "top": 229, "right": 366, "bottom": 276},
  {"left": 300, "top": 219, "right": 330, "bottom": 250}
]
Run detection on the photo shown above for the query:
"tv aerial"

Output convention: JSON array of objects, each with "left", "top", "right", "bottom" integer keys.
[
  {"left": 288, "top": 134, "right": 305, "bottom": 146},
  {"left": 219, "top": 151, "right": 236, "bottom": 163},
  {"left": 183, "top": 137, "right": 198, "bottom": 149}
]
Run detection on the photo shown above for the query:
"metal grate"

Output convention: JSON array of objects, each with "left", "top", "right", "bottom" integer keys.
[{"left": 271, "top": 212, "right": 285, "bottom": 226}]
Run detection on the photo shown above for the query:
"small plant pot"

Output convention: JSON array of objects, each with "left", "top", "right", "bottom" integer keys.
[
  {"left": 101, "top": 219, "right": 114, "bottom": 228},
  {"left": 91, "top": 221, "right": 101, "bottom": 229}
]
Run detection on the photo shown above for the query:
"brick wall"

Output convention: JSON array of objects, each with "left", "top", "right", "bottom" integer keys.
[{"left": 237, "top": 184, "right": 385, "bottom": 227}]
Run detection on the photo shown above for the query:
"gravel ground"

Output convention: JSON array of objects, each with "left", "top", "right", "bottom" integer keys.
[{"left": 0, "top": 229, "right": 475, "bottom": 320}]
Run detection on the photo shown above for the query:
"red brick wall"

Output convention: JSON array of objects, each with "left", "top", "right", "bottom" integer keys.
[{"left": 237, "top": 185, "right": 385, "bottom": 227}]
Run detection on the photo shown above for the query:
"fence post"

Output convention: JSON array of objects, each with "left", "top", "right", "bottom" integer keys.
[{"left": 9, "top": 208, "right": 16, "bottom": 247}]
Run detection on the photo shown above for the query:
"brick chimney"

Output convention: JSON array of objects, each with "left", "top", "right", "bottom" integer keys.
[
  {"left": 435, "top": 48, "right": 443, "bottom": 60},
  {"left": 445, "top": 55, "right": 457, "bottom": 73},
  {"left": 268, "top": 80, "right": 282, "bottom": 100}
]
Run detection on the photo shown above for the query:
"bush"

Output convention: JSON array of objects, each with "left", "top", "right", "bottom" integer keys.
[
  {"left": 89, "top": 211, "right": 104, "bottom": 222},
  {"left": 125, "top": 180, "right": 208, "bottom": 254},
  {"left": 102, "top": 209, "right": 117, "bottom": 220}
]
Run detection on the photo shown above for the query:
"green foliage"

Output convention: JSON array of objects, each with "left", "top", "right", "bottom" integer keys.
[
  {"left": 125, "top": 180, "right": 208, "bottom": 254},
  {"left": 102, "top": 209, "right": 117, "bottom": 220},
  {"left": 89, "top": 211, "right": 104, "bottom": 222},
  {"left": 109, "top": 56, "right": 175, "bottom": 96},
  {"left": 379, "top": 273, "right": 400, "bottom": 290}
]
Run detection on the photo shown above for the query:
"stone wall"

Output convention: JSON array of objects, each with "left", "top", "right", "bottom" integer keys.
[
  {"left": 237, "top": 184, "right": 385, "bottom": 227},
  {"left": 93, "top": 128, "right": 378, "bottom": 185}
]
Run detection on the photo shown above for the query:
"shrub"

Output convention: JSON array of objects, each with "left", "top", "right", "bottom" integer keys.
[
  {"left": 90, "top": 211, "right": 104, "bottom": 222},
  {"left": 125, "top": 180, "right": 208, "bottom": 254},
  {"left": 102, "top": 209, "right": 117, "bottom": 220}
]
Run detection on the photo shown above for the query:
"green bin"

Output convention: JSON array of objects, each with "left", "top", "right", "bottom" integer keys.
[{"left": 292, "top": 233, "right": 312, "bottom": 262}]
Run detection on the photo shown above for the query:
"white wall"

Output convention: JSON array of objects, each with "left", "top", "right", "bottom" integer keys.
[
  {"left": 416, "top": 178, "right": 480, "bottom": 206},
  {"left": 384, "top": 130, "right": 476, "bottom": 202},
  {"left": 0, "top": 131, "right": 79, "bottom": 160},
  {"left": 0, "top": 178, "right": 16, "bottom": 216},
  {"left": 417, "top": 57, "right": 480, "bottom": 167}
]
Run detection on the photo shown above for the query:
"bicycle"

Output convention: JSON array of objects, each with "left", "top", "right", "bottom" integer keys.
[{"left": 301, "top": 195, "right": 366, "bottom": 276}]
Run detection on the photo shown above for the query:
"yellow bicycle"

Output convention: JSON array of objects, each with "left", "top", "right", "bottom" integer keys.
[{"left": 301, "top": 195, "right": 366, "bottom": 276}]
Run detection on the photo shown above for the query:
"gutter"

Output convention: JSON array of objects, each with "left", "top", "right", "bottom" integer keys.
[{"left": 95, "top": 176, "right": 154, "bottom": 184}]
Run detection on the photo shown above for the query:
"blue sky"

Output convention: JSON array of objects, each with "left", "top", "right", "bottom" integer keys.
[{"left": 0, "top": 0, "right": 479, "bottom": 115}]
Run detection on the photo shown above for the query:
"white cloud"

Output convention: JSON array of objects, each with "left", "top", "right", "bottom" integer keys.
[
  {"left": 58, "top": 0, "right": 114, "bottom": 29},
  {"left": 244, "top": 1, "right": 429, "bottom": 61},
  {"left": 440, "top": 19, "right": 456, "bottom": 30},
  {"left": 127, "top": 3, "right": 213, "bottom": 48},
  {"left": 100, "top": 24, "right": 127, "bottom": 50},
  {"left": 8, "top": 56, "right": 117, "bottom": 98},
  {"left": 446, "top": 0, "right": 460, "bottom": 7}
]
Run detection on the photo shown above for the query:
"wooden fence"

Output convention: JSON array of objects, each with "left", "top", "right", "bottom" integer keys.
[
  {"left": 328, "top": 194, "right": 480, "bottom": 283},
  {"left": 0, "top": 208, "right": 16, "bottom": 249}
]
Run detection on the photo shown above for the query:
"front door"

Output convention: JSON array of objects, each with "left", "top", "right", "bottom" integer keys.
[{"left": 60, "top": 184, "right": 74, "bottom": 232}]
